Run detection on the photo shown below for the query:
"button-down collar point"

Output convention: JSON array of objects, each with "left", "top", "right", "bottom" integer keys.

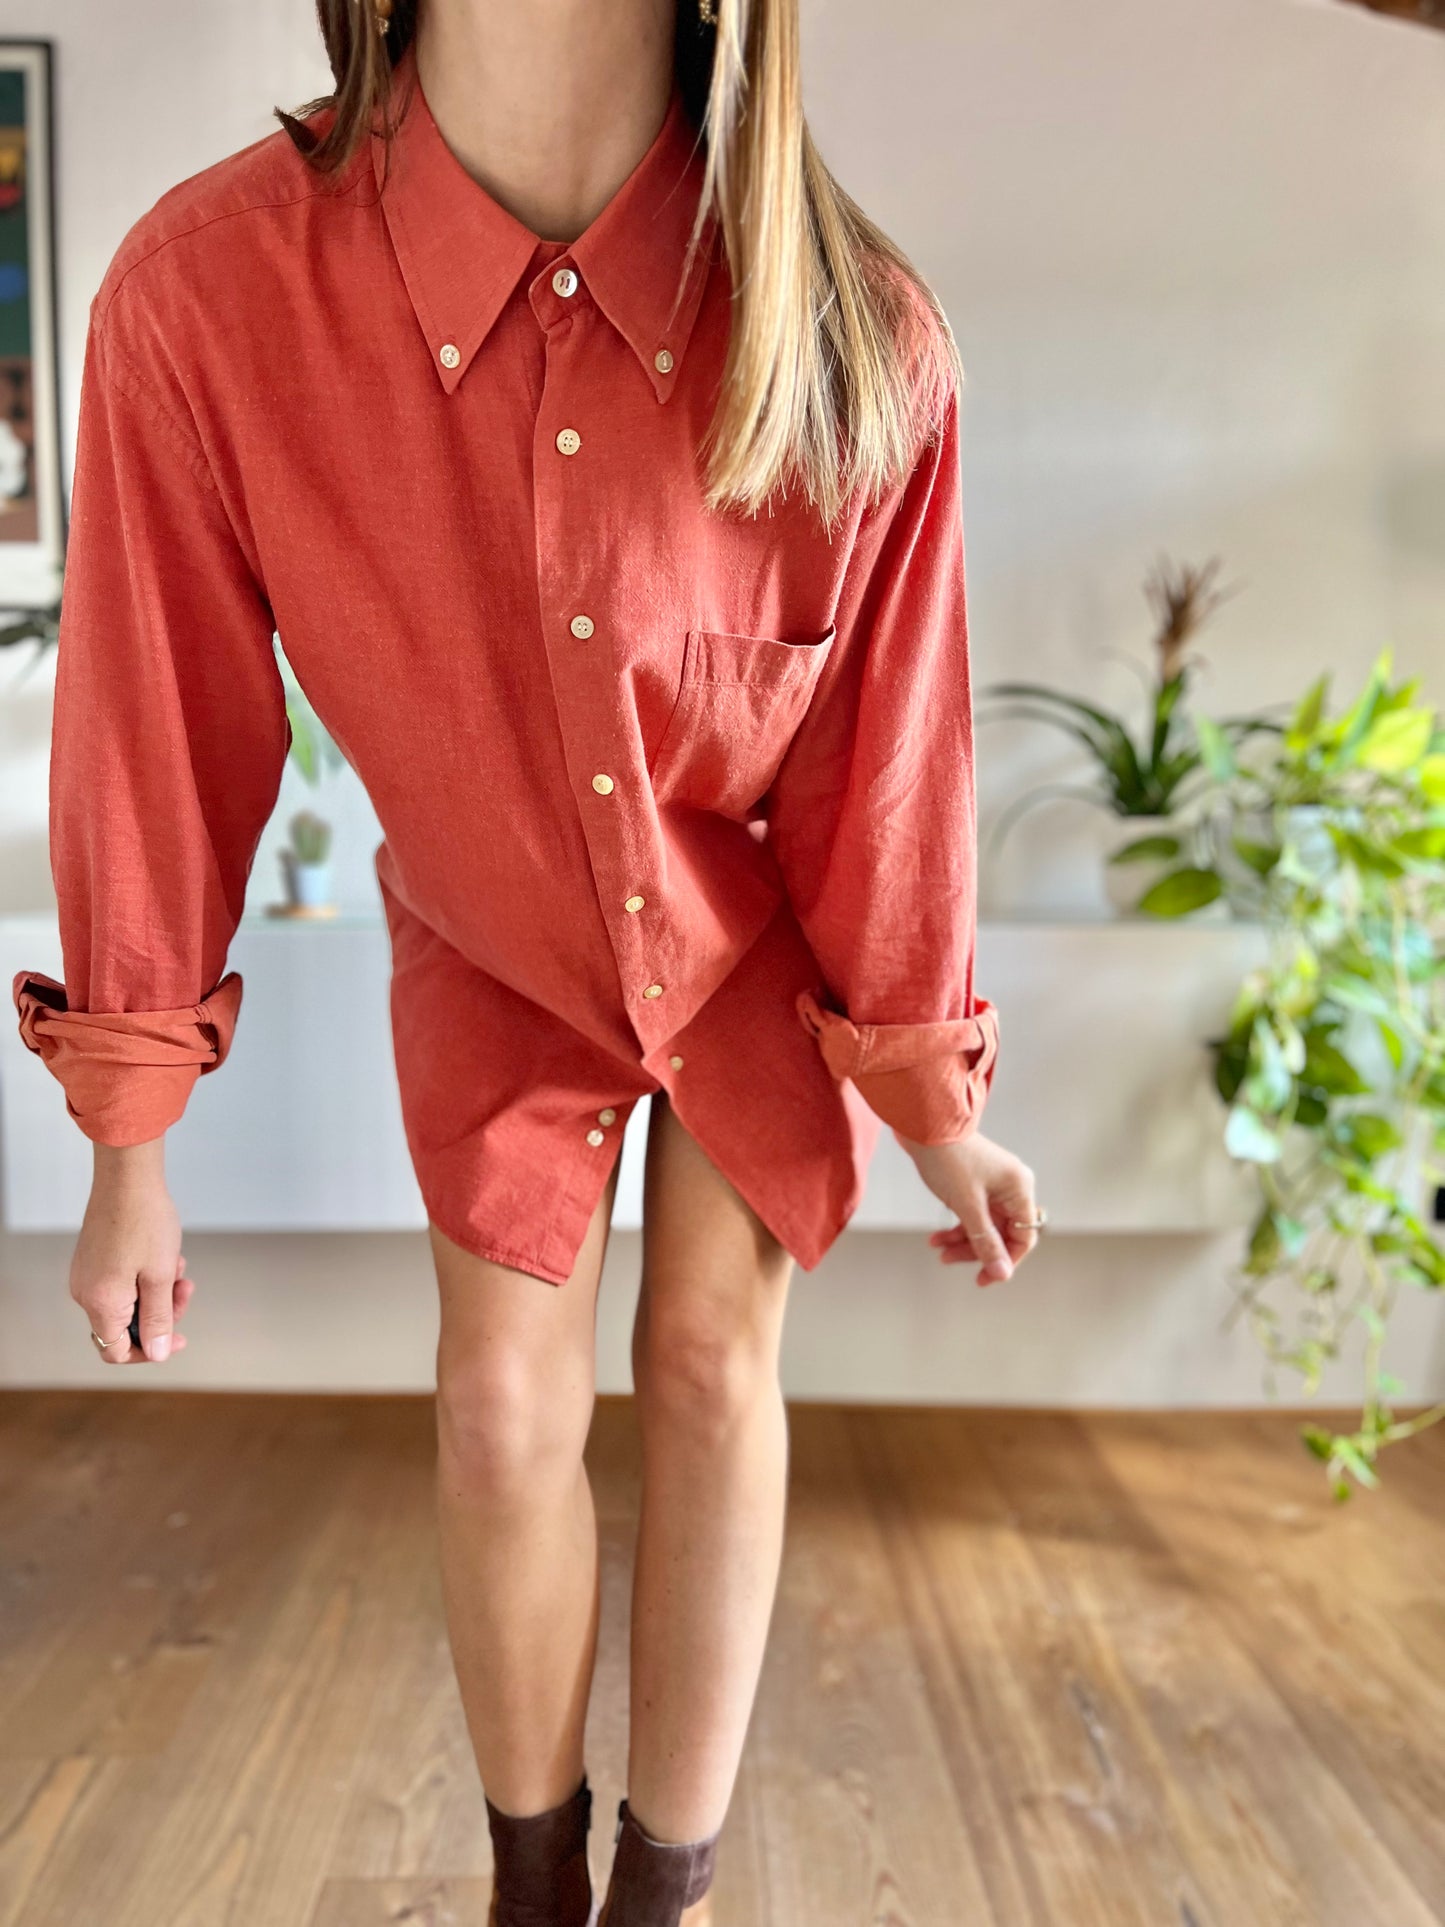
[
  {"left": 586, "top": 1127, "right": 605, "bottom": 1146},
  {"left": 591, "top": 773, "right": 614, "bottom": 794},
  {"left": 372, "top": 46, "right": 714, "bottom": 399},
  {"left": 669, "top": 1054, "right": 684, "bottom": 1070},
  {"left": 439, "top": 342, "right": 461, "bottom": 369},
  {"left": 643, "top": 983, "right": 664, "bottom": 999},
  {"left": 654, "top": 348, "right": 674, "bottom": 374}
]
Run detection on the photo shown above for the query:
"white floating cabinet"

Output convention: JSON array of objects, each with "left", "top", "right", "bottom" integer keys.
[{"left": 0, "top": 914, "right": 1263, "bottom": 1239}]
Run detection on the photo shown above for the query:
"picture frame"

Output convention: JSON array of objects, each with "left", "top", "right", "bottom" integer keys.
[{"left": 0, "top": 39, "right": 63, "bottom": 611}]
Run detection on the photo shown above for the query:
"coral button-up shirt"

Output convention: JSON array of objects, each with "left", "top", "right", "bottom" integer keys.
[{"left": 12, "top": 43, "right": 999, "bottom": 1285}]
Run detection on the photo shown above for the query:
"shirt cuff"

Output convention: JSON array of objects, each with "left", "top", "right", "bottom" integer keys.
[
  {"left": 795, "top": 987, "right": 1000, "bottom": 1144},
  {"left": 12, "top": 969, "right": 244, "bottom": 1147}
]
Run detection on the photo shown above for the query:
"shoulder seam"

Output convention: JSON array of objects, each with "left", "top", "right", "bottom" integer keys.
[{"left": 95, "top": 166, "right": 367, "bottom": 331}]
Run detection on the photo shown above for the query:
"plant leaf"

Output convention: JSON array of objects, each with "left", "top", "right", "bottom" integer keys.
[
  {"left": 1357, "top": 706, "right": 1434, "bottom": 774},
  {"left": 1287, "top": 675, "right": 1329, "bottom": 749},
  {"left": 1194, "top": 712, "right": 1237, "bottom": 783},
  {"left": 1137, "top": 867, "right": 1224, "bottom": 917},
  {"left": 1225, "top": 1105, "right": 1284, "bottom": 1163},
  {"left": 1109, "top": 834, "right": 1181, "bottom": 866}
]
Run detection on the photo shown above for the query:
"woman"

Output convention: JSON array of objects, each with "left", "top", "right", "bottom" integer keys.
[{"left": 13, "top": 0, "right": 1040, "bottom": 1920}]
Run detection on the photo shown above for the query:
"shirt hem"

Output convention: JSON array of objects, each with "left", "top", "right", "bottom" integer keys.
[{"left": 424, "top": 1209, "right": 573, "bottom": 1289}]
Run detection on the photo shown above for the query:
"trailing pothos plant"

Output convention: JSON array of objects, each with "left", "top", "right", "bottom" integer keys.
[{"left": 1144, "top": 651, "right": 1445, "bottom": 1495}]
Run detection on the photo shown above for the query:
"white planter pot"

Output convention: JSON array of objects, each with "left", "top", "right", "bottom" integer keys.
[{"left": 281, "top": 852, "right": 334, "bottom": 910}]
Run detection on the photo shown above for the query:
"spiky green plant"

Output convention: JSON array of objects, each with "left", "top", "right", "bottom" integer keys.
[
  {"left": 288, "top": 809, "right": 332, "bottom": 866},
  {"left": 980, "top": 560, "right": 1276, "bottom": 854}
]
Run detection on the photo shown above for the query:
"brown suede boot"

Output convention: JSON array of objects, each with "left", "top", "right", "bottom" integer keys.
[
  {"left": 596, "top": 1798, "right": 720, "bottom": 1927},
  {"left": 485, "top": 1772, "right": 596, "bottom": 1927}
]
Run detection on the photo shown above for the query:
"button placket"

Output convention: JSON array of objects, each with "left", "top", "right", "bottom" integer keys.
[{"left": 530, "top": 310, "right": 678, "bottom": 1057}]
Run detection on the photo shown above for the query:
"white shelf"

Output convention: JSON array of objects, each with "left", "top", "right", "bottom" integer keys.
[{"left": 0, "top": 913, "right": 1262, "bottom": 1238}]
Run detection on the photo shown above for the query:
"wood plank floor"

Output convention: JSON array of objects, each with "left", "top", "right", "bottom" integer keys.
[{"left": 0, "top": 1393, "right": 1439, "bottom": 1926}]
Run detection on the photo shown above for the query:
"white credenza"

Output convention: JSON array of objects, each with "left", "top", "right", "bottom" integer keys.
[{"left": 0, "top": 914, "right": 1263, "bottom": 1238}]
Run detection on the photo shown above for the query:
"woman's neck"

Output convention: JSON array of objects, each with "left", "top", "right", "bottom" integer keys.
[{"left": 413, "top": 0, "right": 677, "bottom": 245}]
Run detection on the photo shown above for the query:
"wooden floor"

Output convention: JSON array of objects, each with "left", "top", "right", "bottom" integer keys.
[{"left": 0, "top": 1394, "right": 1440, "bottom": 1927}]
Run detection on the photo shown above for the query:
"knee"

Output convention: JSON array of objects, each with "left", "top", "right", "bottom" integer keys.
[
  {"left": 634, "top": 1303, "right": 778, "bottom": 1442},
  {"left": 436, "top": 1346, "right": 589, "bottom": 1505}
]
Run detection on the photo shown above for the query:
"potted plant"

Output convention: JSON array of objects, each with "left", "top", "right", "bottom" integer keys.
[
  {"left": 981, "top": 557, "right": 1275, "bottom": 913},
  {"left": 278, "top": 808, "right": 335, "bottom": 914},
  {"left": 1139, "top": 652, "right": 1445, "bottom": 1493},
  {"left": 266, "top": 642, "right": 345, "bottom": 917}
]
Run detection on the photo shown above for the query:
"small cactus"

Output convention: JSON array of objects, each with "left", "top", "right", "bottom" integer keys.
[{"left": 289, "top": 809, "right": 332, "bottom": 866}]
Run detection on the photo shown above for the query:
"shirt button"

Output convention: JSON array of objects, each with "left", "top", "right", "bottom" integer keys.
[
  {"left": 570, "top": 614, "right": 595, "bottom": 639},
  {"left": 654, "top": 348, "right": 674, "bottom": 374},
  {"left": 669, "top": 1054, "right": 684, "bottom": 1070},
  {"left": 592, "top": 773, "right": 614, "bottom": 795},
  {"left": 586, "top": 1127, "right": 605, "bottom": 1147},
  {"left": 439, "top": 343, "right": 461, "bottom": 369},
  {"left": 623, "top": 894, "right": 645, "bottom": 913},
  {"left": 556, "top": 427, "right": 582, "bottom": 456},
  {"left": 598, "top": 1107, "right": 617, "bottom": 1126},
  {"left": 553, "top": 266, "right": 579, "bottom": 298},
  {"left": 642, "top": 983, "right": 664, "bottom": 999}
]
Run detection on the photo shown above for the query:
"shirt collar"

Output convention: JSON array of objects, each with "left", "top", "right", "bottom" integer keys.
[{"left": 370, "top": 43, "right": 717, "bottom": 402}]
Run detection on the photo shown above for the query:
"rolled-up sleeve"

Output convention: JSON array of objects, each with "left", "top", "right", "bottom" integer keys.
[
  {"left": 768, "top": 372, "right": 999, "bottom": 1145},
  {"left": 12, "top": 290, "right": 289, "bottom": 1147}
]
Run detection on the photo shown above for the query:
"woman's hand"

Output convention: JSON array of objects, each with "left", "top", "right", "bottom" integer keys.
[
  {"left": 895, "top": 1129, "right": 1040, "bottom": 1284},
  {"left": 72, "top": 1140, "right": 194, "bottom": 1363}
]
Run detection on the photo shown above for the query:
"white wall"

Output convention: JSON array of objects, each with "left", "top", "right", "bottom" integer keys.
[{"left": 2, "top": 0, "right": 1443, "bottom": 1400}]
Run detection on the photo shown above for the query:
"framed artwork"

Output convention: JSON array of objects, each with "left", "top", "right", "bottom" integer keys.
[{"left": 0, "top": 40, "right": 62, "bottom": 610}]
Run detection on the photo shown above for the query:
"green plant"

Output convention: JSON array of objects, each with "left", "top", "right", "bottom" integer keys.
[
  {"left": 276, "top": 637, "right": 346, "bottom": 785},
  {"left": 0, "top": 595, "right": 61, "bottom": 681},
  {"left": 980, "top": 559, "right": 1274, "bottom": 853},
  {"left": 288, "top": 809, "right": 332, "bottom": 866},
  {"left": 1142, "top": 651, "right": 1445, "bottom": 1494}
]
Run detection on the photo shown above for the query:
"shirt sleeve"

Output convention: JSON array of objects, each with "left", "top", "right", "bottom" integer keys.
[
  {"left": 766, "top": 373, "right": 999, "bottom": 1145},
  {"left": 11, "top": 296, "right": 290, "bottom": 1147}
]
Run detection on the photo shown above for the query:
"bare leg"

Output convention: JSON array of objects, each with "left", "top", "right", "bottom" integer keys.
[
  {"left": 627, "top": 1091, "right": 794, "bottom": 1849},
  {"left": 430, "top": 1156, "right": 620, "bottom": 1817}
]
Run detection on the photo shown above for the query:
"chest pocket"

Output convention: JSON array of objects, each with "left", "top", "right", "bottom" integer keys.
[{"left": 649, "top": 625, "right": 837, "bottom": 818}]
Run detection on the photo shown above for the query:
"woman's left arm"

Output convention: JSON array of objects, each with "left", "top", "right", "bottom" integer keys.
[{"left": 767, "top": 373, "right": 1038, "bottom": 1282}]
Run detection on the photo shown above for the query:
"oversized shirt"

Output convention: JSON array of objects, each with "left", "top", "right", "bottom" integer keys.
[{"left": 12, "top": 42, "right": 999, "bottom": 1286}]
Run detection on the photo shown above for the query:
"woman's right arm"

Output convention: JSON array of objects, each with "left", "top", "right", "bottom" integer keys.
[{"left": 13, "top": 281, "right": 291, "bottom": 1363}]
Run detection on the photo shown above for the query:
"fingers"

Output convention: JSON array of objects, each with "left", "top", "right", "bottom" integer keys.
[
  {"left": 76, "top": 1264, "right": 192, "bottom": 1365},
  {"left": 956, "top": 1191, "right": 1015, "bottom": 1286},
  {"left": 135, "top": 1267, "right": 177, "bottom": 1362},
  {"left": 929, "top": 1156, "right": 1041, "bottom": 1285},
  {"left": 84, "top": 1291, "right": 139, "bottom": 1365}
]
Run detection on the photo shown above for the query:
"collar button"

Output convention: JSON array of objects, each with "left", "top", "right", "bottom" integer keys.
[
  {"left": 439, "top": 342, "right": 461, "bottom": 370},
  {"left": 552, "top": 266, "right": 579, "bottom": 298},
  {"left": 654, "top": 348, "right": 674, "bottom": 374}
]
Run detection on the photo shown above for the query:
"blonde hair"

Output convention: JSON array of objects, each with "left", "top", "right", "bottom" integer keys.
[
  {"left": 280, "top": 0, "right": 961, "bottom": 529},
  {"left": 689, "top": 0, "right": 961, "bottom": 525}
]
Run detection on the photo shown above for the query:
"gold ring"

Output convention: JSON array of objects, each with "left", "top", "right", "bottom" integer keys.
[
  {"left": 1011, "top": 1209, "right": 1048, "bottom": 1231},
  {"left": 90, "top": 1329, "right": 116, "bottom": 1350}
]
